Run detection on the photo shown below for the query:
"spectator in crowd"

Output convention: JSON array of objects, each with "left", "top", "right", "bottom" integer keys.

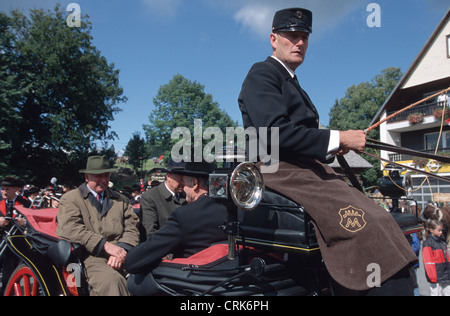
[
  {"left": 422, "top": 220, "right": 450, "bottom": 296},
  {"left": 139, "top": 159, "right": 187, "bottom": 239},
  {"left": 1, "top": 177, "right": 31, "bottom": 222}
]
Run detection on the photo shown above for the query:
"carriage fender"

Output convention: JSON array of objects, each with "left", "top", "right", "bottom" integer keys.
[{"left": 6, "top": 235, "right": 69, "bottom": 296}]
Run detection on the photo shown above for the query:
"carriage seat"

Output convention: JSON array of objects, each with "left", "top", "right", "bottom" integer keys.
[
  {"left": 390, "top": 212, "right": 422, "bottom": 235},
  {"left": 237, "top": 190, "right": 318, "bottom": 254}
]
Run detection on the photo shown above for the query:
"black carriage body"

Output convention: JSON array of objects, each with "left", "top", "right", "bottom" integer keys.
[
  {"left": 5, "top": 235, "right": 71, "bottom": 296},
  {"left": 237, "top": 190, "right": 319, "bottom": 255},
  {"left": 146, "top": 189, "right": 330, "bottom": 296},
  {"left": 146, "top": 162, "right": 422, "bottom": 296},
  {"left": 3, "top": 207, "right": 89, "bottom": 296},
  {"left": 136, "top": 243, "right": 311, "bottom": 296}
]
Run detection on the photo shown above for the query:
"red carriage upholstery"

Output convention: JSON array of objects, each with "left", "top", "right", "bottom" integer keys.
[
  {"left": 162, "top": 243, "right": 230, "bottom": 267},
  {"left": 14, "top": 206, "right": 59, "bottom": 239}
]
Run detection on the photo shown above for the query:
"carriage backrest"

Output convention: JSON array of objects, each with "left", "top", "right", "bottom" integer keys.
[{"left": 14, "top": 206, "right": 59, "bottom": 239}]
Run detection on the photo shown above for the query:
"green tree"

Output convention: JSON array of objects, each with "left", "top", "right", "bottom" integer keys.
[
  {"left": 0, "top": 6, "right": 125, "bottom": 186},
  {"left": 328, "top": 67, "right": 403, "bottom": 187},
  {"left": 144, "top": 74, "right": 238, "bottom": 158},
  {"left": 125, "top": 132, "right": 146, "bottom": 173}
]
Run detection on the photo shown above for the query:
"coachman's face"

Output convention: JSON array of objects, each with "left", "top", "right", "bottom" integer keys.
[{"left": 271, "top": 31, "right": 309, "bottom": 71}]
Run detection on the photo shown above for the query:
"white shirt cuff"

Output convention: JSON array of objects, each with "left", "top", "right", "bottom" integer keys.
[{"left": 327, "top": 130, "right": 340, "bottom": 154}]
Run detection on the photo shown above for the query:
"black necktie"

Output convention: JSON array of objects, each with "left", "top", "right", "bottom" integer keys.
[
  {"left": 6, "top": 200, "right": 14, "bottom": 216},
  {"left": 293, "top": 75, "right": 300, "bottom": 87}
]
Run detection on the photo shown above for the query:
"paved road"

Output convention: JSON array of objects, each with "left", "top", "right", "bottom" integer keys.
[{"left": 416, "top": 243, "right": 431, "bottom": 296}]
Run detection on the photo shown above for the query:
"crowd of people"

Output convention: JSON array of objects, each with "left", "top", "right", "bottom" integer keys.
[{"left": 0, "top": 176, "right": 162, "bottom": 211}]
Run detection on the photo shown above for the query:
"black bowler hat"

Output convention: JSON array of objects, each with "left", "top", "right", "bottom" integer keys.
[
  {"left": 272, "top": 8, "right": 313, "bottom": 33},
  {"left": 0, "top": 176, "right": 20, "bottom": 187},
  {"left": 170, "top": 160, "right": 217, "bottom": 179},
  {"left": 165, "top": 158, "right": 186, "bottom": 174}
]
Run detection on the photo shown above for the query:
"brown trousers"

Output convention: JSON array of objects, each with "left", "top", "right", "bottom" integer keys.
[
  {"left": 261, "top": 159, "right": 417, "bottom": 291},
  {"left": 84, "top": 256, "right": 130, "bottom": 296}
]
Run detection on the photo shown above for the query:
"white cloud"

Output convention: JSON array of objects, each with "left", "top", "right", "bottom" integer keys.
[{"left": 233, "top": 4, "right": 273, "bottom": 38}]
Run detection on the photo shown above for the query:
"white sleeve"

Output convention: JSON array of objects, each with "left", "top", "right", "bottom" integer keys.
[{"left": 327, "top": 130, "right": 340, "bottom": 154}]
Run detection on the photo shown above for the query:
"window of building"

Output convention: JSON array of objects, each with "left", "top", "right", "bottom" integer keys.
[
  {"left": 411, "top": 176, "right": 450, "bottom": 209},
  {"left": 447, "top": 34, "right": 450, "bottom": 59},
  {"left": 424, "top": 131, "right": 450, "bottom": 152}
]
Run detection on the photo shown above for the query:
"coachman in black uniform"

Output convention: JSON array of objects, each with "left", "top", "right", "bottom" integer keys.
[{"left": 239, "top": 8, "right": 417, "bottom": 294}]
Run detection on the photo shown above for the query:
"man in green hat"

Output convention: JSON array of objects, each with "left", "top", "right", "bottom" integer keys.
[{"left": 57, "top": 156, "right": 140, "bottom": 296}]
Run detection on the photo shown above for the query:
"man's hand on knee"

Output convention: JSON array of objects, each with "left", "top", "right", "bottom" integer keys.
[{"left": 107, "top": 255, "right": 124, "bottom": 270}]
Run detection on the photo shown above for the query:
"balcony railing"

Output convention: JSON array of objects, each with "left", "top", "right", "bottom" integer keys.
[
  {"left": 387, "top": 102, "right": 441, "bottom": 123},
  {"left": 389, "top": 149, "right": 450, "bottom": 162}
]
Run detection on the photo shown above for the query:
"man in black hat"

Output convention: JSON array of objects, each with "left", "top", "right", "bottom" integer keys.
[
  {"left": 1, "top": 177, "right": 30, "bottom": 226},
  {"left": 124, "top": 160, "right": 228, "bottom": 289},
  {"left": 139, "top": 159, "right": 187, "bottom": 239},
  {"left": 238, "top": 8, "right": 417, "bottom": 294}
]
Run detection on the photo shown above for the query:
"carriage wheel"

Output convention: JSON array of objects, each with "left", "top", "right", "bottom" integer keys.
[{"left": 4, "top": 264, "right": 41, "bottom": 296}]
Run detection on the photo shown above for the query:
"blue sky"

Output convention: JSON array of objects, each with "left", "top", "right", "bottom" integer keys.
[{"left": 1, "top": 0, "right": 449, "bottom": 153}]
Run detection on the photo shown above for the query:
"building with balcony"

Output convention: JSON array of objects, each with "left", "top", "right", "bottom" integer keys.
[{"left": 370, "top": 9, "right": 450, "bottom": 208}]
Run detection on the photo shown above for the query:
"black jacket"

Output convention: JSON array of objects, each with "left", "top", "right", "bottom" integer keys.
[
  {"left": 124, "top": 195, "right": 228, "bottom": 274},
  {"left": 239, "top": 57, "right": 330, "bottom": 162},
  {"left": 140, "top": 182, "right": 186, "bottom": 237}
]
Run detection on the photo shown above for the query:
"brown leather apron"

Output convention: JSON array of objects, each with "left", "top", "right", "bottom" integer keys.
[{"left": 261, "top": 159, "right": 417, "bottom": 291}]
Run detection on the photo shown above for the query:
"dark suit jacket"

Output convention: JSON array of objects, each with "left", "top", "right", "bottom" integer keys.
[
  {"left": 239, "top": 56, "right": 330, "bottom": 162},
  {"left": 124, "top": 195, "right": 228, "bottom": 274},
  {"left": 140, "top": 182, "right": 186, "bottom": 237}
]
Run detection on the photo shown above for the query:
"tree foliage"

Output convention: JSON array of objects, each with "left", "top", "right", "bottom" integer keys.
[
  {"left": 125, "top": 132, "right": 146, "bottom": 172},
  {"left": 144, "top": 74, "right": 238, "bottom": 158},
  {"left": 328, "top": 67, "right": 403, "bottom": 187},
  {"left": 0, "top": 6, "right": 125, "bottom": 186}
]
